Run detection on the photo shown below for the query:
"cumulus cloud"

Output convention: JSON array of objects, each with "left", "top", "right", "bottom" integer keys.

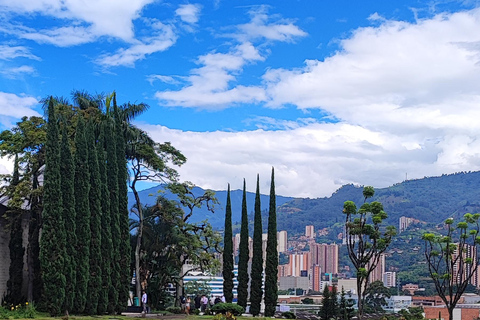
[
  {"left": 155, "top": 9, "right": 306, "bottom": 108},
  {"left": 0, "top": 92, "right": 40, "bottom": 118},
  {"left": 175, "top": 4, "right": 201, "bottom": 24},
  {"left": 0, "top": 0, "right": 154, "bottom": 41},
  {"left": 151, "top": 8, "right": 480, "bottom": 197}
]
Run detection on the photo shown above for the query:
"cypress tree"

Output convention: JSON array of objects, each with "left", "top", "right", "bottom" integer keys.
[
  {"left": 249, "top": 175, "right": 263, "bottom": 316},
  {"left": 237, "top": 179, "right": 249, "bottom": 309},
  {"left": 105, "top": 121, "right": 120, "bottom": 314},
  {"left": 7, "top": 154, "right": 24, "bottom": 306},
  {"left": 39, "top": 97, "right": 66, "bottom": 316},
  {"left": 97, "top": 124, "right": 112, "bottom": 314},
  {"left": 115, "top": 107, "right": 131, "bottom": 313},
  {"left": 60, "top": 123, "right": 76, "bottom": 314},
  {"left": 73, "top": 115, "right": 91, "bottom": 313},
  {"left": 222, "top": 184, "right": 234, "bottom": 303},
  {"left": 264, "top": 167, "right": 278, "bottom": 317},
  {"left": 84, "top": 122, "right": 103, "bottom": 315}
]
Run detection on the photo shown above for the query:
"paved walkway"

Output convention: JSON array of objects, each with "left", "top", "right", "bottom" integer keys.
[{"left": 123, "top": 312, "right": 188, "bottom": 319}]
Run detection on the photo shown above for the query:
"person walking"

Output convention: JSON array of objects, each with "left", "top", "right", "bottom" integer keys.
[
  {"left": 141, "top": 291, "right": 148, "bottom": 313},
  {"left": 186, "top": 297, "right": 191, "bottom": 315},
  {"left": 201, "top": 295, "right": 208, "bottom": 312}
]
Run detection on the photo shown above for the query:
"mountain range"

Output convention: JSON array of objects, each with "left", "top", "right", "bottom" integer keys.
[{"left": 128, "top": 171, "right": 480, "bottom": 237}]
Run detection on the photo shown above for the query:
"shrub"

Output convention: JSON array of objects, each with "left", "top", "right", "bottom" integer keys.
[
  {"left": 166, "top": 306, "right": 182, "bottom": 314},
  {"left": 282, "top": 311, "right": 296, "bottom": 319},
  {"left": 213, "top": 311, "right": 237, "bottom": 320},
  {"left": 211, "top": 303, "right": 244, "bottom": 316}
]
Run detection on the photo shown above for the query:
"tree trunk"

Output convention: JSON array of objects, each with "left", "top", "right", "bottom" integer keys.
[
  {"left": 356, "top": 279, "right": 363, "bottom": 320},
  {"left": 133, "top": 185, "right": 143, "bottom": 301}
]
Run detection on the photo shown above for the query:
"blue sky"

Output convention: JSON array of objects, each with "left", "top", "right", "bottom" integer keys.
[{"left": 1, "top": 0, "right": 480, "bottom": 198}]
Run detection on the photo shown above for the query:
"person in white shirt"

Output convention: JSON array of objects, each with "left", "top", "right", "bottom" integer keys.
[{"left": 141, "top": 291, "right": 148, "bottom": 313}]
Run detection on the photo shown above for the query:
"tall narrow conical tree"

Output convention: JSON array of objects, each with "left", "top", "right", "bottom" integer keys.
[
  {"left": 84, "top": 122, "right": 102, "bottom": 315},
  {"left": 249, "top": 175, "right": 263, "bottom": 316},
  {"left": 105, "top": 121, "right": 120, "bottom": 314},
  {"left": 264, "top": 168, "right": 278, "bottom": 317},
  {"left": 237, "top": 179, "right": 249, "bottom": 309},
  {"left": 114, "top": 102, "right": 131, "bottom": 312},
  {"left": 222, "top": 184, "right": 234, "bottom": 303},
  {"left": 60, "top": 123, "right": 76, "bottom": 314},
  {"left": 73, "top": 115, "right": 91, "bottom": 314},
  {"left": 7, "top": 154, "right": 24, "bottom": 306},
  {"left": 39, "top": 97, "right": 66, "bottom": 316},
  {"left": 97, "top": 124, "right": 112, "bottom": 315}
]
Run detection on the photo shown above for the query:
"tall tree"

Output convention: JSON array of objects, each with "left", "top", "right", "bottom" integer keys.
[
  {"left": 60, "top": 123, "right": 76, "bottom": 314},
  {"left": 250, "top": 175, "right": 263, "bottom": 316},
  {"left": 105, "top": 120, "right": 120, "bottom": 314},
  {"left": 0, "top": 116, "right": 46, "bottom": 303},
  {"left": 237, "top": 179, "right": 249, "bottom": 309},
  {"left": 222, "top": 184, "right": 234, "bottom": 303},
  {"left": 264, "top": 168, "right": 278, "bottom": 317},
  {"left": 423, "top": 214, "right": 480, "bottom": 320},
  {"left": 319, "top": 286, "right": 337, "bottom": 320},
  {"left": 338, "top": 287, "right": 355, "bottom": 320},
  {"left": 364, "top": 280, "right": 390, "bottom": 313},
  {"left": 6, "top": 154, "right": 25, "bottom": 306},
  {"left": 39, "top": 97, "right": 66, "bottom": 316},
  {"left": 114, "top": 97, "right": 131, "bottom": 312},
  {"left": 97, "top": 124, "right": 112, "bottom": 314},
  {"left": 84, "top": 121, "right": 102, "bottom": 315},
  {"left": 73, "top": 115, "right": 91, "bottom": 313},
  {"left": 343, "top": 186, "right": 396, "bottom": 319}
]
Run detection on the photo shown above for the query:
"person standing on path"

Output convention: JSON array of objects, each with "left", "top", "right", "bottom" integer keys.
[{"left": 142, "top": 291, "right": 148, "bottom": 313}]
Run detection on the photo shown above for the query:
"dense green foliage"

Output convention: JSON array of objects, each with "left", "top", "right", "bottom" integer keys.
[
  {"left": 249, "top": 175, "right": 263, "bottom": 316},
  {"left": 264, "top": 168, "right": 278, "bottom": 317},
  {"left": 364, "top": 281, "right": 391, "bottom": 313},
  {"left": 236, "top": 180, "right": 249, "bottom": 309},
  {"left": 73, "top": 116, "right": 91, "bottom": 314},
  {"left": 105, "top": 121, "right": 120, "bottom": 313},
  {"left": 319, "top": 286, "right": 337, "bottom": 320},
  {"left": 338, "top": 287, "right": 355, "bottom": 320},
  {"left": 97, "top": 124, "right": 112, "bottom": 314},
  {"left": 222, "top": 184, "right": 234, "bottom": 303},
  {"left": 211, "top": 303, "right": 245, "bottom": 316},
  {"left": 115, "top": 111, "right": 131, "bottom": 313},
  {"left": 84, "top": 122, "right": 102, "bottom": 315},
  {"left": 39, "top": 98, "right": 67, "bottom": 316},
  {"left": 60, "top": 124, "right": 76, "bottom": 313}
]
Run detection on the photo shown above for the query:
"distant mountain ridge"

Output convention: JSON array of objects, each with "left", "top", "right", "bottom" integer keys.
[
  {"left": 127, "top": 185, "right": 296, "bottom": 230},
  {"left": 128, "top": 171, "right": 480, "bottom": 236}
]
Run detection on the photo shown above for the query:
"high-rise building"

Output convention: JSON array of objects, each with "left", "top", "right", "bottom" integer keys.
[
  {"left": 383, "top": 271, "right": 396, "bottom": 288},
  {"left": 399, "top": 216, "right": 414, "bottom": 233},
  {"left": 310, "top": 243, "right": 338, "bottom": 274},
  {"left": 277, "top": 230, "right": 288, "bottom": 253},
  {"left": 285, "top": 252, "right": 311, "bottom": 277},
  {"left": 233, "top": 233, "right": 241, "bottom": 256},
  {"left": 311, "top": 264, "right": 321, "bottom": 292},
  {"left": 452, "top": 243, "right": 479, "bottom": 287},
  {"left": 305, "top": 225, "right": 315, "bottom": 238},
  {"left": 369, "top": 254, "right": 385, "bottom": 283}
]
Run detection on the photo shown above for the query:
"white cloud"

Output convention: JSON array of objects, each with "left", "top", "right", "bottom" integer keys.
[
  {"left": 151, "top": 8, "right": 480, "bottom": 197},
  {"left": 96, "top": 22, "right": 177, "bottom": 67},
  {"left": 236, "top": 6, "right": 307, "bottom": 42},
  {"left": 155, "top": 9, "right": 306, "bottom": 108},
  {"left": 19, "top": 25, "right": 97, "bottom": 47},
  {"left": 0, "top": 45, "right": 40, "bottom": 60},
  {"left": 175, "top": 4, "right": 201, "bottom": 24},
  {"left": 147, "top": 74, "right": 181, "bottom": 85},
  {"left": 0, "top": 0, "right": 154, "bottom": 41},
  {"left": 0, "top": 92, "right": 40, "bottom": 118},
  {"left": 1, "top": 65, "right": 36, "bottom": 78}
]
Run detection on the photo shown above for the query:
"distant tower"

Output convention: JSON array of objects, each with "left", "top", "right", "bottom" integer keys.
[
  {"left": 277, "top": 230, "right": 288, "bottom": 253},
  {"left": 383, "top": 272, "right": 396, "bottom": 288},
  {"left": 310, "top": 243, "right": 338, "bottom": 274},
  {"left": 399, "top": 216, "right": 414, "bottom": 233},
  {"left": 305, "top": 225, "right": 315, "bottom": 238}
]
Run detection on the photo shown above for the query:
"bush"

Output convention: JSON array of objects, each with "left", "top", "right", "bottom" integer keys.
[
  {"left": 0, "top": 302, "right": 37, "bottom": 319},
  {"left": 211, "top": 303, "right": 245, "bottom": 316},
  {"left": 166, "top": 306, "right": 182, "bottom": 314},
  {"left": 282, "top": 311, "right": 297, "bottom": 319},
  {"left": 213, "top": 311, "right": 237, "bottom": 320}
]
